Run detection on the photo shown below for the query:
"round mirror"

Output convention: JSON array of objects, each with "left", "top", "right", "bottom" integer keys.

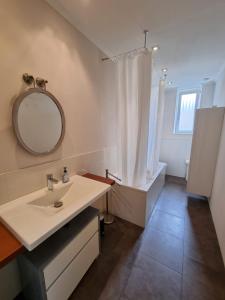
[{"left": 12, "top": 88, "right": 65, "bottom": 155}]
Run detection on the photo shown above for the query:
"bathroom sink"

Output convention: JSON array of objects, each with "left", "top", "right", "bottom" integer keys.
[
  {"left": 0, "top": 175, "right": 111, "bottom": 250},
  {"left": 28, "top": 179, "right": 101, "bottom": 215},
  {"left": 28, "top": 182, "right": 73, "bottom": 212}
]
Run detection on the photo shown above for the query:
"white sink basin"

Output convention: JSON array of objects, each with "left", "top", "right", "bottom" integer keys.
[
  {"left": 28, "top": 182, "right": 73, "bottom": 214},
  {"left": 0, "top": 175, "right": 110, "bottom": 250}
]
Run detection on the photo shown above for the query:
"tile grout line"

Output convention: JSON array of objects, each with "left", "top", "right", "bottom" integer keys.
[
  {"left": 149, "top": 208, "right": 186, "bottom": 240},
  {"left": 154, "top": 208, "right": 185, "bottom": 220},
  {"left": 134, "top": 252, "right": 183, "bottom": 276},
  {"left": 148, "top": 223, "right": 184, "bottom": 241},
  {"left": 156, "top": 207, "right": 186, "bottom": 219},
  {"left": 152, "top": 193, "right": 186, "bottom": 299},
  {"left": 146, "top": 226, "right": 184, "bottom": 242}
]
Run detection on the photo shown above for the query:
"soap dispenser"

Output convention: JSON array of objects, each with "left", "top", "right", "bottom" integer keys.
[{"left": 62, "top": 167, "right": 69, "bottom": 183}]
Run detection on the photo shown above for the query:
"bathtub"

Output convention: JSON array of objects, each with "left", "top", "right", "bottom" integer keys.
[{"left": 109, "top": 162, "right": 167, "bottom": 228}]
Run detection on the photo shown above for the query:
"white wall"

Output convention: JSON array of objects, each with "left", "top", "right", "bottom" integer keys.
[
  {"left": 213, "top": 65, "right": 225, "bottom": 107},
  {"left": 210, "top": 116, "right": 225, "bottom": 264},
  {"left": 0, "top": 0, "right": 113, "bottom": 203},
  {"left": 200, "top": 81, "right": 216, "bottom": 108},
  {"left": 101, "top": 61, "right": 118, "bottom": 175},
  {"left": 0, "top": 0, "right": 107, "bottom": 298},
  {"left": 159, "top": 88, "right": 192, "bottom": 177},
  {"left": 210, "top": 66, "right": 225, "bottom": 264},
  {"left": 160, "top": 81, "right": 216, "bottom": 178}
]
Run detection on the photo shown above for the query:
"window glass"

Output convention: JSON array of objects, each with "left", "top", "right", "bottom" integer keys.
[{"left": 175, "top": 91, "right": 199, "bottom": 134}]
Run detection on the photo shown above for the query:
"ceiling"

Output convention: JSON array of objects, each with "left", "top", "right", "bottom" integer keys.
[{"left": 46, "top": 0, "right": 225, "bottom": 88}]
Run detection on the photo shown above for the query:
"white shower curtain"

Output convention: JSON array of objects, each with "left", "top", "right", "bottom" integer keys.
[
  {"left": 153, "top": 80, "right": 165, "bottom": 173},
  {"left": 116, "top": 49, "right": 152, "bottom": 187},
  {"left": 147, "top": 79, "right": 165, "bottom": 179}
]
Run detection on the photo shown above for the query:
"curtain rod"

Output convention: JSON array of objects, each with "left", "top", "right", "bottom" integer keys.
[{"left": 101, "top": 30, "right": 149, "bottom": 62}]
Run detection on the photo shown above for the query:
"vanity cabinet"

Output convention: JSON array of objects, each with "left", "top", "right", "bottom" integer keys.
[{"left": 18, "top": 207, "right": 99, "bottom": 300}]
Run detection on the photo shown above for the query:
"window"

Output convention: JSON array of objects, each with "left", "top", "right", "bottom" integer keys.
[{"left": 175, "top": 90, "right": 200, "bottom": 134}]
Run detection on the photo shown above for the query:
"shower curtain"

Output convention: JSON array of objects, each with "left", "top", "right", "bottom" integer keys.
[
  {"left": 116, "top": 49, "right": 152, "bottom": 187},
  {"left": 147, "top": 79, "right": 165, "bottom": 179}
]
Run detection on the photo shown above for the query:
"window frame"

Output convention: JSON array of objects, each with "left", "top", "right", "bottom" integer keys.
[{"left": 174, "top": 89, "right": 200, "bottom": 135}]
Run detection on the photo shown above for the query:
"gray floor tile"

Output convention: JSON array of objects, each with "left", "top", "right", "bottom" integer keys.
[
  {"left": 138, "top": 227, "right": 183, "bottom": 273},
  {"left": 184, "top": 230, "right": 224, "bottom": 272},
  {"left": 156, "top": 189, "right": 187, "bottom": 218},
  {"left": 150, "top": 209, "right": 184, "bottom": 239},
  {"left": 123, "top": 256, "right": 181, "bottom": 300},
  {"left": 182, "top": 257, "right": 225, "bottom": 300}
]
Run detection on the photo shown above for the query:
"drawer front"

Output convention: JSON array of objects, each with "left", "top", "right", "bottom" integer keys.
[
  {"left": 44, "top": 216, "right": 98, "bottom": 289},
  {"left": 47, "top": 232, "right": 99, "bottom": 300}
]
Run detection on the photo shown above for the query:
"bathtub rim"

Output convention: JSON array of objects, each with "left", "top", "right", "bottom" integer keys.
[{"left": 112, "top": 162, "right": 167, "bottom": 193}]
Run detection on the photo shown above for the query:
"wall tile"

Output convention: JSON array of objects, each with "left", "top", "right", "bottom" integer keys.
[
  {"left": 0, "top": 150, "right": 104, "bottom": 204},
  {"left": 0, "top": 174, "right": 10, "bottom": 205}
]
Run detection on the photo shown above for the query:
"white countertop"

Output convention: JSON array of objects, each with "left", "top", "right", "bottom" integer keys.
[{"left": 0, "top": 175, "right": 110, "bottom": 251}]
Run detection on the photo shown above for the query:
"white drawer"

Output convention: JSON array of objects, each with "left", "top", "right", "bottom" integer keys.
[
  {"left": 47, "top": 232, "right": 99, "bottom": 300},
  {"left": 44, "top": 216, "right": 98, "bottom": 289}
]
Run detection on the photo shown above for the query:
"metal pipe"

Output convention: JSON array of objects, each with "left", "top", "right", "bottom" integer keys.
[
  {"left": 105, "top": 169, "right": 109, "bottom": 215},
  {"left": 101, "top": 30, "right": 149, "bottom": 62},
  {"left": 106, "top": 191, "right": 109, "bottom": 214},
  {"left": 144, "top": 29, "right": 149, "bottom": 49},
  {"left": 104, "top": 169, "right": 115, "bottom": 224},
  {"left": 101, "top": 46, "right": 144, "bottom": 62},
  {"left": 107, "top": 172, "right": 122, "bottom": 182}
]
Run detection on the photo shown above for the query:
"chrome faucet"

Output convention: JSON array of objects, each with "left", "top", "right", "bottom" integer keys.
[{"left": 47, "top": 174, "right": 58, "bottom": 191}]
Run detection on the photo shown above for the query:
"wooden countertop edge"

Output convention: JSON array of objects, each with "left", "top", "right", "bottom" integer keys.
[
  {"left": 0, "top": 222, "right": 24, "bottom": 268},
  {"left": 82, "top": 173, "right": 115, "bottom": 186}
]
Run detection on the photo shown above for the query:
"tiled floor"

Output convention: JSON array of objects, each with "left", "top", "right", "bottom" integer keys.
[{"left": 70, "top": 178, "right": 225, "bottom": 300}]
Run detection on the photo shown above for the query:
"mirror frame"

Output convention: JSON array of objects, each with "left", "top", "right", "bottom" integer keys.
[{"left": 12, "top": 88, "right": 65, "bottom": 156}]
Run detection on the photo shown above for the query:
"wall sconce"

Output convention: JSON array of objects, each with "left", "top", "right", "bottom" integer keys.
[
  {"left": 22, "top": 73, "right": 48, "bottom": 90},
  {"left": 36, "top": 77, "right": 48, "bottom": 90},
  {"left": 23, "top": 73, "right": 35, "bottom": 86}
]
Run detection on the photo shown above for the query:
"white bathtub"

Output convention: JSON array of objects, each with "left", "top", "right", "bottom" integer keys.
[{"left": 109, "top": 162, "right": 167, "bottom": 228}]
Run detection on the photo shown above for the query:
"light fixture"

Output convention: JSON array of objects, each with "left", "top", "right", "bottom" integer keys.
[
  {"left": 152, "top": 45, "right": 159, "bottom": 52},
  {"left": 162, "top": 68, "right": 168, "bottom": 73}
]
